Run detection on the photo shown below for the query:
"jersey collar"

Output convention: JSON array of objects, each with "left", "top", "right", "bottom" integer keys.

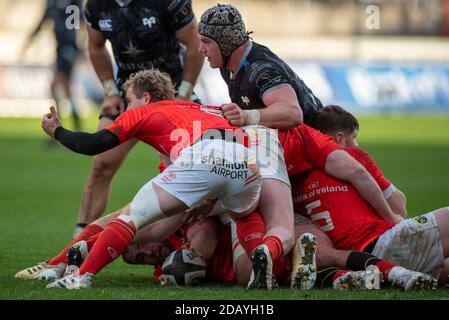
[{"left": 231, "top": 41, "right": 253, "bottom": 80}]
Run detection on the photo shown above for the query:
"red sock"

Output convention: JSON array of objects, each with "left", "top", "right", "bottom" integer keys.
[
  {"left": 263, "top": 235, "right": 283, "bottom": 262},
  {"left": 273, "top": 254, "right": 292, "bottom": 283},
  {"left": 235, "top": 212, "right": 265, "bottom": 259},
  {"left": 78, "top": 219, "right": 135, "bottom": 275},
  {"left": 374, "top": 260, "right": 398, "bottom": 281},
  {"left": 332, "top": 270, "right": 351, "bottom": 282},
  {"left": 48, "top": 224, "right": 104, "bottom": 265},
  {"left": 86, "top": 233, "right": 102, "bottom": 251}
]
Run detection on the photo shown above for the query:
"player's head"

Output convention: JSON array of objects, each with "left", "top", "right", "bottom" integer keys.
[
  {"left": 123, "top": 69, "right": 176, "bottom": 108},
  {"left": 312, "top": 105, "right": 359, "bottom": 148},
  {"left": 122, "top": 241, "right": 174, "bottom": 266},
  {"left": 199, "top": 4, "right": 249, "bottom": 68}
]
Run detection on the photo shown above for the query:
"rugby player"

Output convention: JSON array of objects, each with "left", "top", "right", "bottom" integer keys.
[
  {"left": 197, "top": 4, "right": 401, "bottom": 290},
  {"left": 38, "top": 69, "right": 261, "bottom": 289},
  {"left": 292, "top": 106, "right": 445, "bottom": 287},
  {"left": 73, "top": 0, "right": 204, "bottom": 237},
  {"left": 26, "top": 69, "right": 397, "bottom": 289}
]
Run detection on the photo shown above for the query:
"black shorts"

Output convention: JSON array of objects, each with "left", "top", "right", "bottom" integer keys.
[{"left": 55, "top": 44, "right": 79, "bottom": 77}]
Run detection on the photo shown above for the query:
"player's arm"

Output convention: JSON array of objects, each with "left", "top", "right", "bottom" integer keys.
[
  {"left": 86, "top": 25, "right": 124, "bottom": 116},
  {"left": 175, "top": 21, "right": 204, "bottom": 101},
  {"left": 222, "top": 67, "right": 303, "bottom": 129},
  {"left": 42, "top": 107, "right": 119, "bottom": 155},
  {"left": 387, "top": 188, "right": 407, "bottom": 218},
  {"left": 325, "top": 150, "right": 403, "bottom": 223}
]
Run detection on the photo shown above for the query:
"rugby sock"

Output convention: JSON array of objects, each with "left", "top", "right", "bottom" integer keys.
[
  {"left": 48, "top": 224, "right": 104, "bottom": 265},
  {"left": 316, "top": 267, "right": 342, "bottom": 288},
  {"left": 263, "top": 235, "right": 284, "bottom": 262},
  {"left": 235, "top": 212, "right": 265, "bottom": 259},
  {"left": 345, "top": 251, "right": 398, "bottom": 281},
  {"left": 272, "top": 254, "right": 292, "bottom": 283},
  {"left": 78, "top": 219, "right": 135, "bottom": 275},
  {"left": 86, "top": 232, "right": 102, "bottom": 250}
]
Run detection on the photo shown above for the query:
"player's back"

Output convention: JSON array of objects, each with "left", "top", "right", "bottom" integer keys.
[
  {"left": 107, "top": 100, "right": 236, "bottom": 157},
  {"left": 291, "top": 147, "right": 395, "bottom": 251}
]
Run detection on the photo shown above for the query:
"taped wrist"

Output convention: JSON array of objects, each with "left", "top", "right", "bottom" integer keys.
[
  {"left": 244, "top": 109, "right": 260, "bottom": 125},
  {"left": 102, "top": 79, "right": 120, "bottom": 97},
  {"left": 177, "top": 80, "right": 194, "bottom": 98}
]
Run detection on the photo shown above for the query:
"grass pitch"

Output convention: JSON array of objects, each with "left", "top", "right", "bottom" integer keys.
[{"left": 1, "top": 115, "right": 449, "bottom": 300}]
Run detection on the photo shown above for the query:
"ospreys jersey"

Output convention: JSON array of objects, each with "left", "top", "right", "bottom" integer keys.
[
  {"left": 220, "top": 42, "right": 322, "bottom": 125},
  {"left": 84, "top": 0, "right": 194, "bottom": 88}
]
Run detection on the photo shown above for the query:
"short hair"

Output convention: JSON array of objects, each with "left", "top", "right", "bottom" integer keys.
[
  {"left": 123, "top": 69, "right": 176, "bottom": 102},
  {"left": 311, "top": 105, "right": 359, "bottom": 135}
]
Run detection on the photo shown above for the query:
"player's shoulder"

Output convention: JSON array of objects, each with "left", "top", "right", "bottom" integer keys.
[{"left": 345, "top": 147, "right": 378, "bottom": 167}]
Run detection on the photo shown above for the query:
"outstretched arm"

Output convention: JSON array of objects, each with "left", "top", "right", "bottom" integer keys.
[
  {"left": 325, "top": 150, "right": 403, "bottom": 223},
  {"left": 42, "top": 107, "right": 119, "bottom": 155}
]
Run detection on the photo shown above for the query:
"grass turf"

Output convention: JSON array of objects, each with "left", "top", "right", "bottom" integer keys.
[{"left": 1, "top": 115, "right": 449, "bottom": 300}]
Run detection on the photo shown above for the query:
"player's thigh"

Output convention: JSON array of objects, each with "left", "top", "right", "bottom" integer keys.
[
  {"left": 258, "top": 178, "right": 294, "bottom": 233},
  {"left": 372, "top": 212, "right": 445, "bottom": 275},
  {"left": 434, "top": 207, "right": 449, "bottom": 256}
]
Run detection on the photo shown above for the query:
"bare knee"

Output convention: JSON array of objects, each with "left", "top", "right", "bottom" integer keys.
[{"left": 90, "top": 155, "right": 120, "bottom": 181}]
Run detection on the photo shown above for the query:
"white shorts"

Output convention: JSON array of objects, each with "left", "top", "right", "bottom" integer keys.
[
  {"left": 372, "top": 212, "right": 445, "bottom": 277},
  {"left": 243, "top": 125, "right": 290, "bottom": 187},
  {"left": 152, "top": 139, "right": 261, "bottom": 214}
]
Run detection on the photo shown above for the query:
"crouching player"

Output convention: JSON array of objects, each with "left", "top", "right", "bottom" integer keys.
[
  {"left": 292, "top": 105, "right": 444, "bottom": 289},
  {"left": 37, "top": 69, "right": 262, "bottom": 289}
]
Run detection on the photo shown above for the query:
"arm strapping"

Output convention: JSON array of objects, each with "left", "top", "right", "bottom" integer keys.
[{"left": 54, "top": 127, "right": 119, "bottom": 156}]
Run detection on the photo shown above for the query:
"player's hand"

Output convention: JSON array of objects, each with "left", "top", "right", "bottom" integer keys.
[
  {"left": 182, "top": 198, "right": 217, "bottom": 224},
  {"left": 391, "top": 214, "right": 404, "bottom": 224},
  {"left": 102, "top": 95, "right": 125, "bottom": 117},
  {"left": 222, "top": 103, "right": 246, "bottom": 126},
  {"left": 41, "top": 106, "right": 62, "bottom": 138}
]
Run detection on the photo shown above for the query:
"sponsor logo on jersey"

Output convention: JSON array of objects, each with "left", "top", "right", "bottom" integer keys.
[
  {"left": 99, "top": 19, "right": 113, "bottom": 31},
  {"left": 142, "top": 17, "right": 157, "bottom": 28},
  {"left": 309, "top": 181, "right": 319, "bottom": 190}
]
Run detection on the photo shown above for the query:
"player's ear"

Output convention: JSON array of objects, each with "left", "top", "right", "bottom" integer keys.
[
  {"left": 335, "top": 131, "right": 344, "bottom": 146},
  {"left": 143, "top": 92, "right": 152, "bottom": 104}
]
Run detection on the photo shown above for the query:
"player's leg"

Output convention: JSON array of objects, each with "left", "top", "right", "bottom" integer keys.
[
  {"left": 370, "top": 213, "right": 441, "bottom": 289},
  {"left": 46, "top": 181, "right": 188, "bottom": 289},
  {"left": 75, "top": 130, "right": 138, "bottom": 234},
  {"left": 236, "top": 126, "right": 294, "bottom": 290},
  {"left": 15, "top": 209, "right": 121, "bottom": 281}
]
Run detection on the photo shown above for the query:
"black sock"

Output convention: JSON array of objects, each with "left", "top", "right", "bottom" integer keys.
[
  {"left": 316, "top": 267, "right": 341, "bottom": 288},
  {"left": 76, "top": 223, "right": 88, "bottom": 229},
  {"left": 345, "top": 251, "right": 381, "bottom": 271}
]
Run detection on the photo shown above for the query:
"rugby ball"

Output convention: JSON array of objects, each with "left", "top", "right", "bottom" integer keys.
[{"left": 160, "top": 248, "right": 207, "bottom": 286}]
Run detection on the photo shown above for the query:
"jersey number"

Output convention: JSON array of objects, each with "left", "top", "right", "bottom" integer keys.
[{"left": 305, "top": 200, "right": 334, "bottom": 232}]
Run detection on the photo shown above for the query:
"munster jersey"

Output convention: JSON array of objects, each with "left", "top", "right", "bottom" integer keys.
[
  {"left": 220, "top": 42, "right": 322, "bottom": 124},
  {"left": 84, "top": 0, "right": 194, "bottom": 88},
  {"left": 291, "top": 147, "right": 396, "bottom": 251},
  {"left": 105, "top": 100, "right": 236, "bottom": 158},
  {"left": 278, "top": 125, "right": 340, "bottom": 176}
]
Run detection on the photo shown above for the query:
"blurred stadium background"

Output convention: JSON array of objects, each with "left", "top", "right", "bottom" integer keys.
[
  {"left": 1, "top": 0, "right": 449, "bottom": 299},
  {"left": 1, "top": 0, "right": 449, "bottom": 116}
]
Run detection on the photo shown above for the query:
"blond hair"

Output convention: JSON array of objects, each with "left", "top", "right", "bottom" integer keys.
[{"left": 123, "top": 69, "right": 176, "bottom": 102}]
